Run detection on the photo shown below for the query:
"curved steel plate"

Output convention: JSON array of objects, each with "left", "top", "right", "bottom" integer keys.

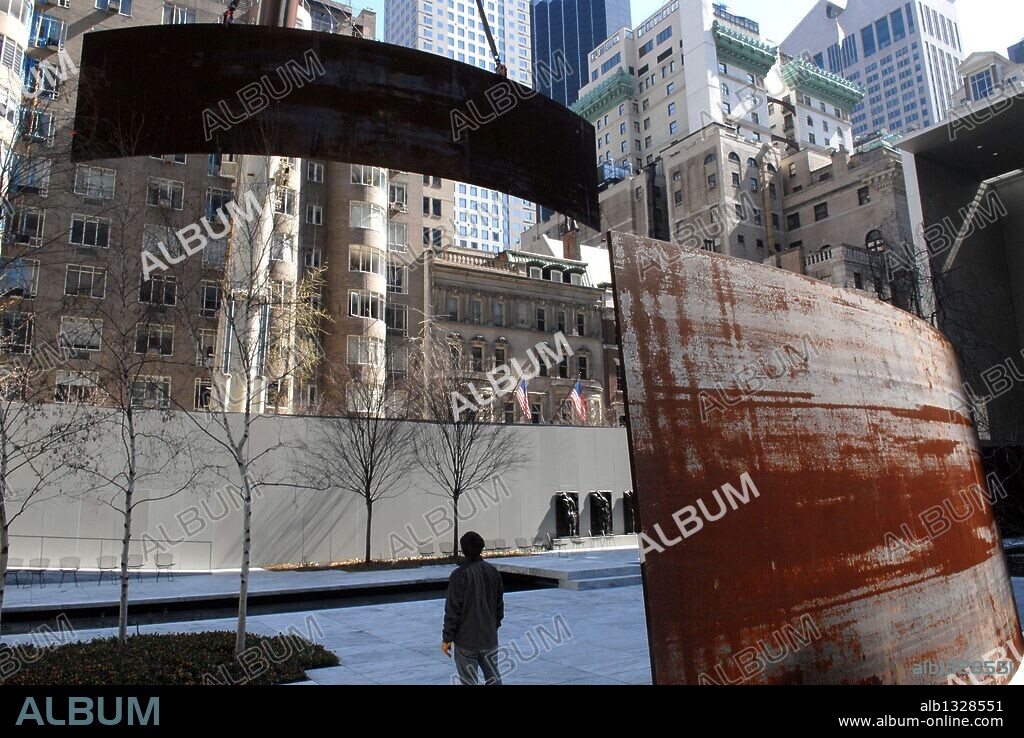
[
  {"left": 610, "top": 231, "right": 1023, "bottom": 685},
  {"left": 71, "top": 24, "right": 600, "bottom": 230}
]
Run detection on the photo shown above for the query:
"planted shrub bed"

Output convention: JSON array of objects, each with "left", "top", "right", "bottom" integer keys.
[{"left": 0, "top": 631, "right": 339, "bottom": 685}]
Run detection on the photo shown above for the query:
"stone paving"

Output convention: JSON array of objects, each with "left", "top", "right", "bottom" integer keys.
[
  {"left": 3, "top": 580, "right": 653, "bottom": 685},
  {"left": 3, "top": 550, "right": 1021, "bottom": 685}
]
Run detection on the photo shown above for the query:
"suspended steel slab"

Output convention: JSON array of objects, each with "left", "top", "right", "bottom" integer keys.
[{"left": 70, "top": 24, "right": 600, "bottom": 230}]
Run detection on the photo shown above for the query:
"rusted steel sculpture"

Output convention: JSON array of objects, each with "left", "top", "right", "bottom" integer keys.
[
  {"left": 610, "top": 231, "right": 1023, "bottom": 685},
  {"left": 70, "top": 24, "right": 600, "bottom": 230}
]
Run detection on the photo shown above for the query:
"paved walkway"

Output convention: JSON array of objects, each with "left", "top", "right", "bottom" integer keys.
[
  {"left": 2, "top": 552, "right": 1020, "bottom": 686},
  {"left": 2, "top": 549, "right": 641, "bottom": 613},
  {"left": 3, "top": 583, "right": 653, "bottom": 685}
]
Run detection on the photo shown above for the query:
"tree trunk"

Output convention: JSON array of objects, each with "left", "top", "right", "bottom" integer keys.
[
  {"left": 452, "top": 492, "right": 459, "bottom": 561},
  {"left": 0, "top": 504, "right": 8, "bottom": 644},
  {"left": 235, "top": 472, "right": 253, "bottom": 657},
  {"left": 118, "top": 485, "right": 133, "bottom": 642},
  {"left": 364, "top": 497, "right": 373, "bottom": 564}
]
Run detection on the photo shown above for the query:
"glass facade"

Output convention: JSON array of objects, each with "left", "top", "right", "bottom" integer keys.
[{"left": 530, "top": 0, "right": 631, "bottom": 108}]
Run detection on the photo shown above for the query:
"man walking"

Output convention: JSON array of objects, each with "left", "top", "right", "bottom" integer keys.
[{"left": 442, "top": 531, "right": 505, "bottom": 685}]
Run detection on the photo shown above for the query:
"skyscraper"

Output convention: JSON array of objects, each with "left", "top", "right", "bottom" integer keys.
[
  {"left": 530, "top": 0, "right": 631, "bottom": 108},
  {"left": 1009, "top": 38, "right": 1024, "bottom": 64},
  {"left": 784, "top": 0, "right": 964, "bottom": 138},
  {"left": 385, "top": 0, "right": 536, "bottom": 251}
]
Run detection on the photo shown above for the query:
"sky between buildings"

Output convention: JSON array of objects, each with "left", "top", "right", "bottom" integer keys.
[{"left": 359, "top": 0, "right": 1022, "bottom": 59}]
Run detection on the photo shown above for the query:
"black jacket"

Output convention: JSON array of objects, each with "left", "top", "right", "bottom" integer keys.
[{"left": 443, "top": 557, "right": 504, "bottom": 649}]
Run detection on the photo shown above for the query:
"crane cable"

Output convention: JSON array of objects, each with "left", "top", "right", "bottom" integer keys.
[{"left": 472, "top": 0, "right": 507, "bottom": 77}]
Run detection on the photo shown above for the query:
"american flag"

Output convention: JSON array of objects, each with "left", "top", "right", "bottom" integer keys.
[
  {"left": 569, "top": 380, "right": 586, "bottom": 421},
  {"left": 514, "top": 378, "right": 531, "bottom": 420}
]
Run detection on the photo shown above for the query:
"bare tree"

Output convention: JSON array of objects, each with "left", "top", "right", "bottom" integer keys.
[
  {"left": 60, "top": 174, "right": 207, "bottom": 644},
  {"left": 0, "top": 53, "right": 107, "bottom": 640},
  {"left": 171, "top": 152, "right": 328, "bottom": 655},
  {"left": 302, "top": 343, "right": 417, "bottom": 563},
  {"left": 0, "top": 345, "right": 96, "bottom": 642},
  {"left": 409, "top": 324, "right": 527, "bottom": 558}
]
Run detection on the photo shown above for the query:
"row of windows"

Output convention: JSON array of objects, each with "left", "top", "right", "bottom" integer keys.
[
  {"left": 455, "top": 342, "right": 594, "bottom": 380},
  {"left": 785, "top": 186, "right": 872, "bottom": 231},
  {"left": 442, "top": 295, "right": 588, "bottom": 335}
]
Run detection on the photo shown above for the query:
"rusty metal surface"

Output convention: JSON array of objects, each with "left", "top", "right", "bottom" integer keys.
[
  {"left": 70, "top": 25, "right": 600, "bottom": 230},
  {"left": 610, "top": 231, "right": 1024, "bottom": 685}
]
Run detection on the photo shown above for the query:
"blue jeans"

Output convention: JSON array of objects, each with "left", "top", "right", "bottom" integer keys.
[{"left": 454, "top": 645, "right": 502, "bottom": 685}]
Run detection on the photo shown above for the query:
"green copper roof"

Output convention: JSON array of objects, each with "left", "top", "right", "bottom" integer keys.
[
  {"left": 712, "top": 21, "right": 778, "bottom": 78},
  {"left": 781, "top": 56, "right": 866, "bottom": 110},
  {"left": 571, "top": 68, "right": 634, "bottom": 122}
]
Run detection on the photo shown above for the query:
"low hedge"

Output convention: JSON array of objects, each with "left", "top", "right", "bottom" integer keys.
[{"left": 0, "top": 631, "right": 339, "bottom": 685}]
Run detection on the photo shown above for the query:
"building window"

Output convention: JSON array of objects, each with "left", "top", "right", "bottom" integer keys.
[
  {"left": 200, "top": 280, "right": 221, "bottom": 318},
  {"left": 131, "top": 377, "right": 171, "bottom": 409},
  {"left": 305, "top": 204, "right": 323, "bottom": 225},
  {"left": 270, "top": 234, "right": 293, "bottom": 262},
  {"left": 146, "top": 177, "right": 184, "bottom": 209},
  {"left": 387, "top": 262, "right": 408, "bottom": 294},
  {"left": 349, "top": 245, "right": 385, "bottom": 275},
  {"left": 64, "top": 265, "right": 106, "bottom": 298},
  {"left": 969, "top": 70, "right": 994, "bottom": 101},
  {"left": 445, "top": 296, "right": 459, "bottom": 321},
  {"left": 9, "top": 208, "right": 44, "bottom": 248},
  {"left": 55, "top": 370, "right": 97, "bottom": 403},
  {"left": 307, "top": 161, "right": 325, "bottom": 182},
  {"left": 814, "top": 202, "right": 829, "bottom": 221},
  {"left": 707, "top": 173, "right": 717, "bottom": 189},
  {"left": 346, "top": 335, "right": 385, "bottom": 366},
  {"left": 139, "top": 274, "right": 177, "bottom": 306},
  {"left": 195, "top": 328, "right": 216, "bottom": 367},
  {"left": 0, "top": 258, "right": 39, "bottom": 298},
  {"left": 350, "top": 201, "right": 386, "bottom": 231},
  {"left": 349, "top": 290, "right": 385, "bottom": 320},
  {"left": 493, "top": 302, "right": 504, "bottom": 327},
  {"left": 389, "top": 183, "right": 408, "bottom": 209},
  {"left": 74, "top": 165, "right": 114, "bottom": 199},
  {"left": 423, "top": 197, "right": 442, "bottom": 217},
  {"left": 1, "top": 311, "right": 33, "bottom": 355},
  {"left": 351, "top": 165, "right": 387, "bottom": 188},
  {"left": 194, "top": 379, "right": 212, "bottom": 410},
  {"left": 142, "top": 224, "right": 181, "bottom": 259},
  {"left": 135, "top": 325, "right": 174, "bottom": 356},
  {"left": 787, "top": 213, "right": 801, "bottom": 230},
  {"left": 69, "top": 214, "right": 110, "bottom": 249},
  {"left": 536, "top": 307, "right": 546, "bottom": 332},
  {"left": 385, "top": 304, "right": 408, "bottom": 336},
  {"left": 422, "top": 227, "right": 443, "bottom": 247},
  {"left": 161, "top": 3, "right": 195, "bottom": 24},
  {"left": 274, "top": 187, "right": 297, "bottom": 215},
  {"left": 389, "top": 221, "right": 408, "bottom": 252},
  {"left": 578, "top": 355, "right": 589, "bottom": 380},
  {"left": 59, "top": 317, "right": 102, "bottom": 353},
  {"left": 470, "top": 345, "right": 484, "bottom": 372},
  {"left": 268, "top": 279, "right": 292, "bottom": 306}
]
